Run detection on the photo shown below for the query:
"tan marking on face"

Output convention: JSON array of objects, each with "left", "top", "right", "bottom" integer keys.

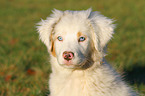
[
  {"left": 50, "top": 33, "right": 56, "bottom": 57},
  {"left": 77, "top": 32, "right": 83, "bottom": 38},
  {"left": 51, "top": 41, "right": 56, "bottom": 57},
  {"left": 77, "top": 32, "right": 87, "bottom": 42}
]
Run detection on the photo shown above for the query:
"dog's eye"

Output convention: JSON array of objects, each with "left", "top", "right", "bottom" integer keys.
[
  {"left": 78, "top": 36, "right": 86, "bottom": 42},
  {"left": 57, "top": 36, "right": 63, "bottom": 41}
]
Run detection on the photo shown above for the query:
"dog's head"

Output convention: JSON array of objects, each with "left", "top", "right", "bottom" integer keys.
[{"left": 37, "top": 9, "right": 115, "bottom": 69}]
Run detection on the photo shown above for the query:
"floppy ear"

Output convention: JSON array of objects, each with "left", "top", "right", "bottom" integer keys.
[
  {"left": 36, "top": 9, "right": 64, "bottom": 53},
  {"left": 88, "top": 11, "right": 115, "bottom": 51}
]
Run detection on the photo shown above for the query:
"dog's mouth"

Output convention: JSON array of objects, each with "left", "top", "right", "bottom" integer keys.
[{"left": 60, "top": 58, "right": 94, "bottom": 69}]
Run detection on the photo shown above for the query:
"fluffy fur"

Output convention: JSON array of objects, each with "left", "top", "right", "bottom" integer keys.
[{"left": 37, "top": 9, "right": 137, "bottom": 96}]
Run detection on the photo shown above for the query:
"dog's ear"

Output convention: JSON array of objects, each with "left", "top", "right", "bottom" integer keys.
[
  {"left": 88, "top": 11, "right": 115, "bottom": 51},
  {"left": 36, "top": 9, "right": 63, "bottom": 53}
]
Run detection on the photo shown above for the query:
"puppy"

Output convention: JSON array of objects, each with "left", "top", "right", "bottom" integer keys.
[{"left": 37, "top": 9, "right": 137, "bottom": 96}]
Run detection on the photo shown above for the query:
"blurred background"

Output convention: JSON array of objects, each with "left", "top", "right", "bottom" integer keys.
[{"left": 0, "top": 0, "right": 145, "bottom": 96}]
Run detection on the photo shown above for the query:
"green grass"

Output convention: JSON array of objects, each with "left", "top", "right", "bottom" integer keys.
[{"left": 0, "top": 0, "right": 145, "bottom": 95}]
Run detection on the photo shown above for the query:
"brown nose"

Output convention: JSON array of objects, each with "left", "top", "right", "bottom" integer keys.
[{"left": 63, "top": 51, "right": 74, "bottom": 61}]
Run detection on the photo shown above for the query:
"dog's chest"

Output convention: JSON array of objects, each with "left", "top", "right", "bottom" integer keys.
[
  {"left": 59, "top": 78, "right": 89, "bottom": 96},
  {"left": 49, "top": 73, "right": 94, "bottom": 96}
]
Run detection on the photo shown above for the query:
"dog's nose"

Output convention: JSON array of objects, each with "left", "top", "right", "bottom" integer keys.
[{"left": 63, "top": 51, "right": 74, "bottom": 61}]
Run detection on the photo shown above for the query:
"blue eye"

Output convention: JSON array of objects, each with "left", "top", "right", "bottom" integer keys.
[
  {"left": 79, "top": 36, "right": 86, "bottom": 42},
  {"left": 57, "top": 36, "right": 63, "bottom": 41}
]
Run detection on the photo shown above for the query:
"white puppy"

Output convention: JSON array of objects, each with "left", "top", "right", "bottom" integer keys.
[{"left": 37, "top": 9, "right": 137, "bottom": 96}]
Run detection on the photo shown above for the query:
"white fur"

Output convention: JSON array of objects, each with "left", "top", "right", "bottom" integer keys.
[{"left": 37, "top": 9, "right": 137, "bottom": 96}]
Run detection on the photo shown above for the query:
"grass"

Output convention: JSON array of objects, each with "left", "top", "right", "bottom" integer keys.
[{"left": 0, "top": 0, "right": 145, "bottom": 95}]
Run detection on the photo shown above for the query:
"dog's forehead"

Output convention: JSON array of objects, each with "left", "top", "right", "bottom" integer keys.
[{"left": 54, "top": 15, "right": 90, "bottom": 36}]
